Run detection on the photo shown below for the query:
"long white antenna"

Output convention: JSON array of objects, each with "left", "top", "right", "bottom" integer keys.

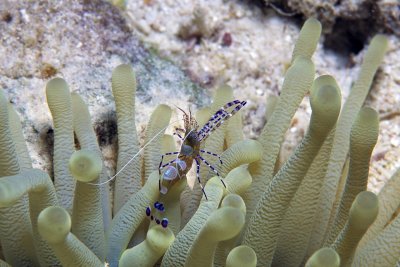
[{"left": 89, "top": 119, "right": 183, "bottom": 186}]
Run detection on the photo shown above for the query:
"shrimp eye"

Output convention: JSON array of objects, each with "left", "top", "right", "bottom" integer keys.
[
  {"left": 188, "top": 131, "right": 197, "bottom": 140},
  {"left": 181, "top": 144, "right": 193, "bottom": 156}
]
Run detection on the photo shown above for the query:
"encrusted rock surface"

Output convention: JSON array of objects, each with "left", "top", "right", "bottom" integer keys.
[
  {"left": 0, "top": 0, "right": 206, "bottom": 174},
  {"left": 268, "top": 0, "right": 399, "bottom": 37},
  {"left": 125, "top": 0, "right": 399, "bottom": 192}
]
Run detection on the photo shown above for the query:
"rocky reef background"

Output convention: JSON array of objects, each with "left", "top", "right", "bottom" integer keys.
[{"left": 0, "top": 0, "right": 399, "bottom": 193}]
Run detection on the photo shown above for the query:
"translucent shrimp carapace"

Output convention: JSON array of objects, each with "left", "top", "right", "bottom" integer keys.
[{"left": 158, "top": 100, "right": 247, "bottom": 199}]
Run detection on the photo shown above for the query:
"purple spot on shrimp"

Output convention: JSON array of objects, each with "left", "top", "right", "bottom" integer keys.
[
  {"left": 176, "top": 159, "right": 187, "bottom": 171},
  {"left": 154, "top": 202, "right": 161, "bottom": 209},
  {"left": 155, "top": 219, "right": 160, "bottom": 224},
  {"left": 160, "top": 185, "right": 168, "bottom": 194},
  {"left": 146, "top": 207, "right": 151, "bottom": 216},
  {"left": 163, "top": 166, "right": 178, "bottom": 180},
  {"left": 161, "top": 218, "right": 169, "bottom": 228}
]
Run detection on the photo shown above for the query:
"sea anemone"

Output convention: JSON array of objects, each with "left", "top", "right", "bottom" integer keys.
[{"left": 0, "top": 18, "right": 397, "bottom": 267}]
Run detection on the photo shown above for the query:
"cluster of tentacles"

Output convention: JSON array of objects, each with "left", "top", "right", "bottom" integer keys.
[{"left": 0, "top": 18, "right": 399, "bottom": 267}]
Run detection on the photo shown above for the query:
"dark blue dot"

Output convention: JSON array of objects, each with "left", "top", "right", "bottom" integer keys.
[
  {"left": 161, "top": 218, "right": 169, "bottom": 228},
  {"left": 146, "top": 207, "right": 151, "bottom": 216},
  {"left": 155, "top": 202, "right": 164, "bottom": 211},
  {"left": 150, "top": 215, "right": 154, "bottom": 220},
  {"left": 155, "top": 219, "right": 160, "bottom": 224}
]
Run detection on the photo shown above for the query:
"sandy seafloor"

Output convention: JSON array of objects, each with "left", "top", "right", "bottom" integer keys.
[{"left": 122, "top": 0, "right": 400, "bottom": 193}]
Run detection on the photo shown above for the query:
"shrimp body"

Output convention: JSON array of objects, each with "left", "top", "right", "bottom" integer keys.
[{"left": 159, "top": 100, "right": 247, "bottom": 198}]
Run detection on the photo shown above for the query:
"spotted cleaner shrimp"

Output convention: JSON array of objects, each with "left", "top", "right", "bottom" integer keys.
[
  {"left": 90, "top": 100, "right": 247, "bottom": 228},
  {"left": 157, "top": 100, "right": 247, "bottom": 199},
  {"left": 146, "top": 100, "right": 247, "bottom": 228}
]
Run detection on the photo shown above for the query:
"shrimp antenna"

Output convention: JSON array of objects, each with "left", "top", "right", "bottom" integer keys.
[
  {"left": 88, "top": 118, "right": 183, "bottom": 186},
  {"left": 174, "top": 104, "right": 187, "bottom": 115}
]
